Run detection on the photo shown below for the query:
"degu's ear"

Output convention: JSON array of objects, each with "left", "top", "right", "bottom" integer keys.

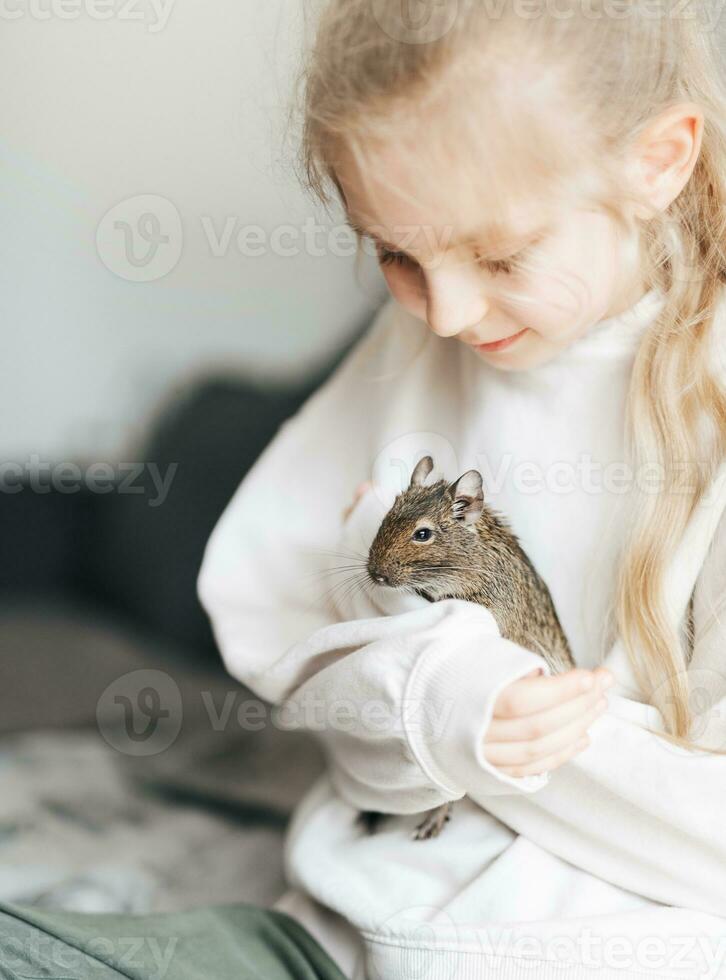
[
  {"left": 447, "top": 469, "right": 484, "bottom": 525},
  {"left": 409, "top": 455, "right": 434, "bottom": 488}
]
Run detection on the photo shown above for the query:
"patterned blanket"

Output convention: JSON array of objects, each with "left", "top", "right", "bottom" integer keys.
[{"left": 0, "top": 725, "right": 323, "bottom": 915}]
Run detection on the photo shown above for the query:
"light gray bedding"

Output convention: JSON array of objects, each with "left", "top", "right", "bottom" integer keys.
[
  {"left": 0, "top": 601, "right": 326, "bottom": 915},
  {"left": 0, "top": 729, "right": 285, "bottom": 913},
  {"left": 0, "top": 725, "right": 324, "bottom": 914}
]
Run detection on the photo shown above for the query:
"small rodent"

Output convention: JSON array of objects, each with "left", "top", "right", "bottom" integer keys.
[{"left": 357, "top": 454, "right": 574, "bottom": 841}]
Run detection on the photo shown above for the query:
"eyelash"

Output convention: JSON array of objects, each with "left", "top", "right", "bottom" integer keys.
[
  {"left": 474, "top": 249, "right": 530, "bottom": 276},
  {"left": 376, "top": 245, "right": 521, "bottom": 276},
  {"left": 478, "top": 256, "right": 516, "bottom": 276},
  {"left": 377, "top": 247, "right": 409, "bottom": 268}
]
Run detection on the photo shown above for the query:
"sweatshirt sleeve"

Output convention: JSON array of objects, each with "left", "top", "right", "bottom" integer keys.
[{"left": 197, "top": 297, "right": 555, "bottom": 814}]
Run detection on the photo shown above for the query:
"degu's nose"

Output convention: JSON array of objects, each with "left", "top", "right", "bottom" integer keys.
[{"left": 368, "top": 567, "right": 392, "bottom": 586}]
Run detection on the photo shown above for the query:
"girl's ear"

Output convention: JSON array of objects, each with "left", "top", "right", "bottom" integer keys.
[
  {"left": 447, "top": 470, "right": 484, "bottom": 525},
  {"left": 409, "top": 455, "right": 434, "bottom": 487},
  {"left": 626, "top": 102, "right": 704, "bottom": 215}
]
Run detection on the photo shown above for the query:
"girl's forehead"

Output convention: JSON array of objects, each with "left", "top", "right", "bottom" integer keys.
[
  {"left": 339, "top": 167, "right": 556, "bottom": 257},
  {"left": 334, "top": 131, "right": 567, "bottom": 254}
]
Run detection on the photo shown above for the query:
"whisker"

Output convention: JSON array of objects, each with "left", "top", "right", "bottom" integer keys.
[
  {"left": 331, "top": 571, "right": 371, "bottom": 610},
  {"left": 302, "top": 545, "right": 368, "bottom": 563},
  {"left": 412, "top": 565, "right": 473, "bottom": 572},
  {"left": 319, "top": 568, "right": 361, "bottom": 588},
  {"left": 309, "top": 578, "right": 356, "bottom": 613},
  {"left": 313, "top": 569, "right": 371, "bottom": 611},
  {"left": 301, "top": 563, "right": 367, "bottom": 581}
]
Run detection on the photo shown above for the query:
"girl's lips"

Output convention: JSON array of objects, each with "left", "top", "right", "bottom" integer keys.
[{"left": 474, "top": 328, "right": 529, "bottom": 352}]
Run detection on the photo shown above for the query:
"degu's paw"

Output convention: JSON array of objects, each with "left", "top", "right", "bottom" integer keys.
[{"left": 412, "top": 803, "right": 452, "bottom": 840}]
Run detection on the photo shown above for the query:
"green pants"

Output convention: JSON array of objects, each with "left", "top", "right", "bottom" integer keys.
[{"left": 0, "top": 899, "right": 348, "bottom": 980}]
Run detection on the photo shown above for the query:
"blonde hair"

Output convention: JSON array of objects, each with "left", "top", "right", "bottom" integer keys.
[{"left": 291, "top": 0, "right": 726, "bottom": 753}]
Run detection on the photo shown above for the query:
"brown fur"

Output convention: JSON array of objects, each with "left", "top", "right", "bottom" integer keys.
[{"left": 368, "top": 455, "right": 574, "bottom": 672}]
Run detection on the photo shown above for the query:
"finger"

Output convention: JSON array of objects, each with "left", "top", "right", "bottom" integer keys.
[
  {"left": 483, "top": 700, "right": 604, "bottom": 766},
  {"left": 493, "top": 667, "right": 612, "bottom": 720},
  {"left": 487, "top": 687, "right": 608, "bottom": 744},
  {"left": 342, "top": 481, "right": 373, "bottom": 522},
  {"left": 493, "top": 734, "right": 591, "bottom": 778}
]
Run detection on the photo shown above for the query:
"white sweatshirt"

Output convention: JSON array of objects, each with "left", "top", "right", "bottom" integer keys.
[{"left": 198, "top": 289, "right": 726, "bottom": 980}]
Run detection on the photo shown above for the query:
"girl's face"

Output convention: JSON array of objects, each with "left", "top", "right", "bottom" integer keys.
[{"left": 336, "top": 143, "right": 646, "bottom": 372}]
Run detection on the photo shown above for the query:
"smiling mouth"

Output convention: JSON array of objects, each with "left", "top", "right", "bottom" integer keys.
[{"left": 472, "top": 328, "right": 529, "bottom": 352}]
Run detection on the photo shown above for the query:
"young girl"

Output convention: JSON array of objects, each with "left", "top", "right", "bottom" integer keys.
[
  {"left": 194, "top": 3, "right": 726, "bottom": 977},
  {"left": 3, "top": 2, "right": 724, "bottom": 979}
]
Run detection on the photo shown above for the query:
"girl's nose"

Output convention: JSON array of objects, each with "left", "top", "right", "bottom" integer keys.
[{"left": 424, "top": 262, "right": 490, "bottom": 338}]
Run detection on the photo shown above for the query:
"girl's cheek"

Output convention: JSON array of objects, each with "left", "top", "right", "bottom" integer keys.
[
  {"left": 495, "top": 271, "right": 578, "bottom": 347},
  {"left": 522, "top": 267, "right": 593, "bottom": 324}
]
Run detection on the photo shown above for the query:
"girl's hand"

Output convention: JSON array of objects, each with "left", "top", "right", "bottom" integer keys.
[
  {"left": 341, "top": 480, "right": 373, "bottom": 522},
  {"left": 483, "top": 666, "right": 614, "bottom": 777}
]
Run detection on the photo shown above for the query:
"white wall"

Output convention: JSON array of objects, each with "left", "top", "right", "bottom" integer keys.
[{"left": 0, "top": 0, "right": 387, "bottom": 462}]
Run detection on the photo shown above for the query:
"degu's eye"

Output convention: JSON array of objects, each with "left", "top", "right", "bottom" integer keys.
[{"left": 412, "top": 527, "right": 434, "bottom": 542}]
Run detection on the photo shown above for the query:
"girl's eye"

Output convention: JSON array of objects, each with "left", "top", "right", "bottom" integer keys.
[
  {"left": 476, "top": 236, "right": 545, "bottom": 276},
  {"left": 412, "top": 528, "right": 434, "bottom": 542},
  {"left": 378, "top": 246, "right": 411, "bottom": 268},
  {"left": 476, "top": 254, "right": 517, "bottom": 276},
  {"left": 482, "top": 257, "right": 515, "bottom": 276}
]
